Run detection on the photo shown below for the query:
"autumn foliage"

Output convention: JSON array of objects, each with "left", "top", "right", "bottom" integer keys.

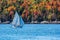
[{"left": 0, "top": 0, "right": 60, "bottom": 22}]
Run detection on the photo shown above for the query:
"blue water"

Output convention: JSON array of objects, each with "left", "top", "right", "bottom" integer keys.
[{"left": 0, "top": 24, "right": 60, "bottom": 40}]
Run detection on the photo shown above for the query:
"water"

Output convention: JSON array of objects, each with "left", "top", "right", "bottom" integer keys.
[{"left": 0, "top": 24, "right": 60, "bottom": 40}]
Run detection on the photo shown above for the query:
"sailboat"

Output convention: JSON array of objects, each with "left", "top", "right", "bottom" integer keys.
[{"left": 11, "top": 12, "right": 24, "bottom": 28}]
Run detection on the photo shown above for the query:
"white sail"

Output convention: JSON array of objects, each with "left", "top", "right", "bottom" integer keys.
[
  {"left": 11, "top": 12, "right": 20, "bottom": 27},
  {"left": 11, "top": 12, "right": 24, "bottom": 27},
  {"left": 16, "top": 14, "right": 20, "bottom": 26}
]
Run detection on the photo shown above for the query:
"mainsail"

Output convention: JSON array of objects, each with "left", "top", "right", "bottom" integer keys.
[{"left": 11, "top": 12, "right": 24, "bottom": 27}]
